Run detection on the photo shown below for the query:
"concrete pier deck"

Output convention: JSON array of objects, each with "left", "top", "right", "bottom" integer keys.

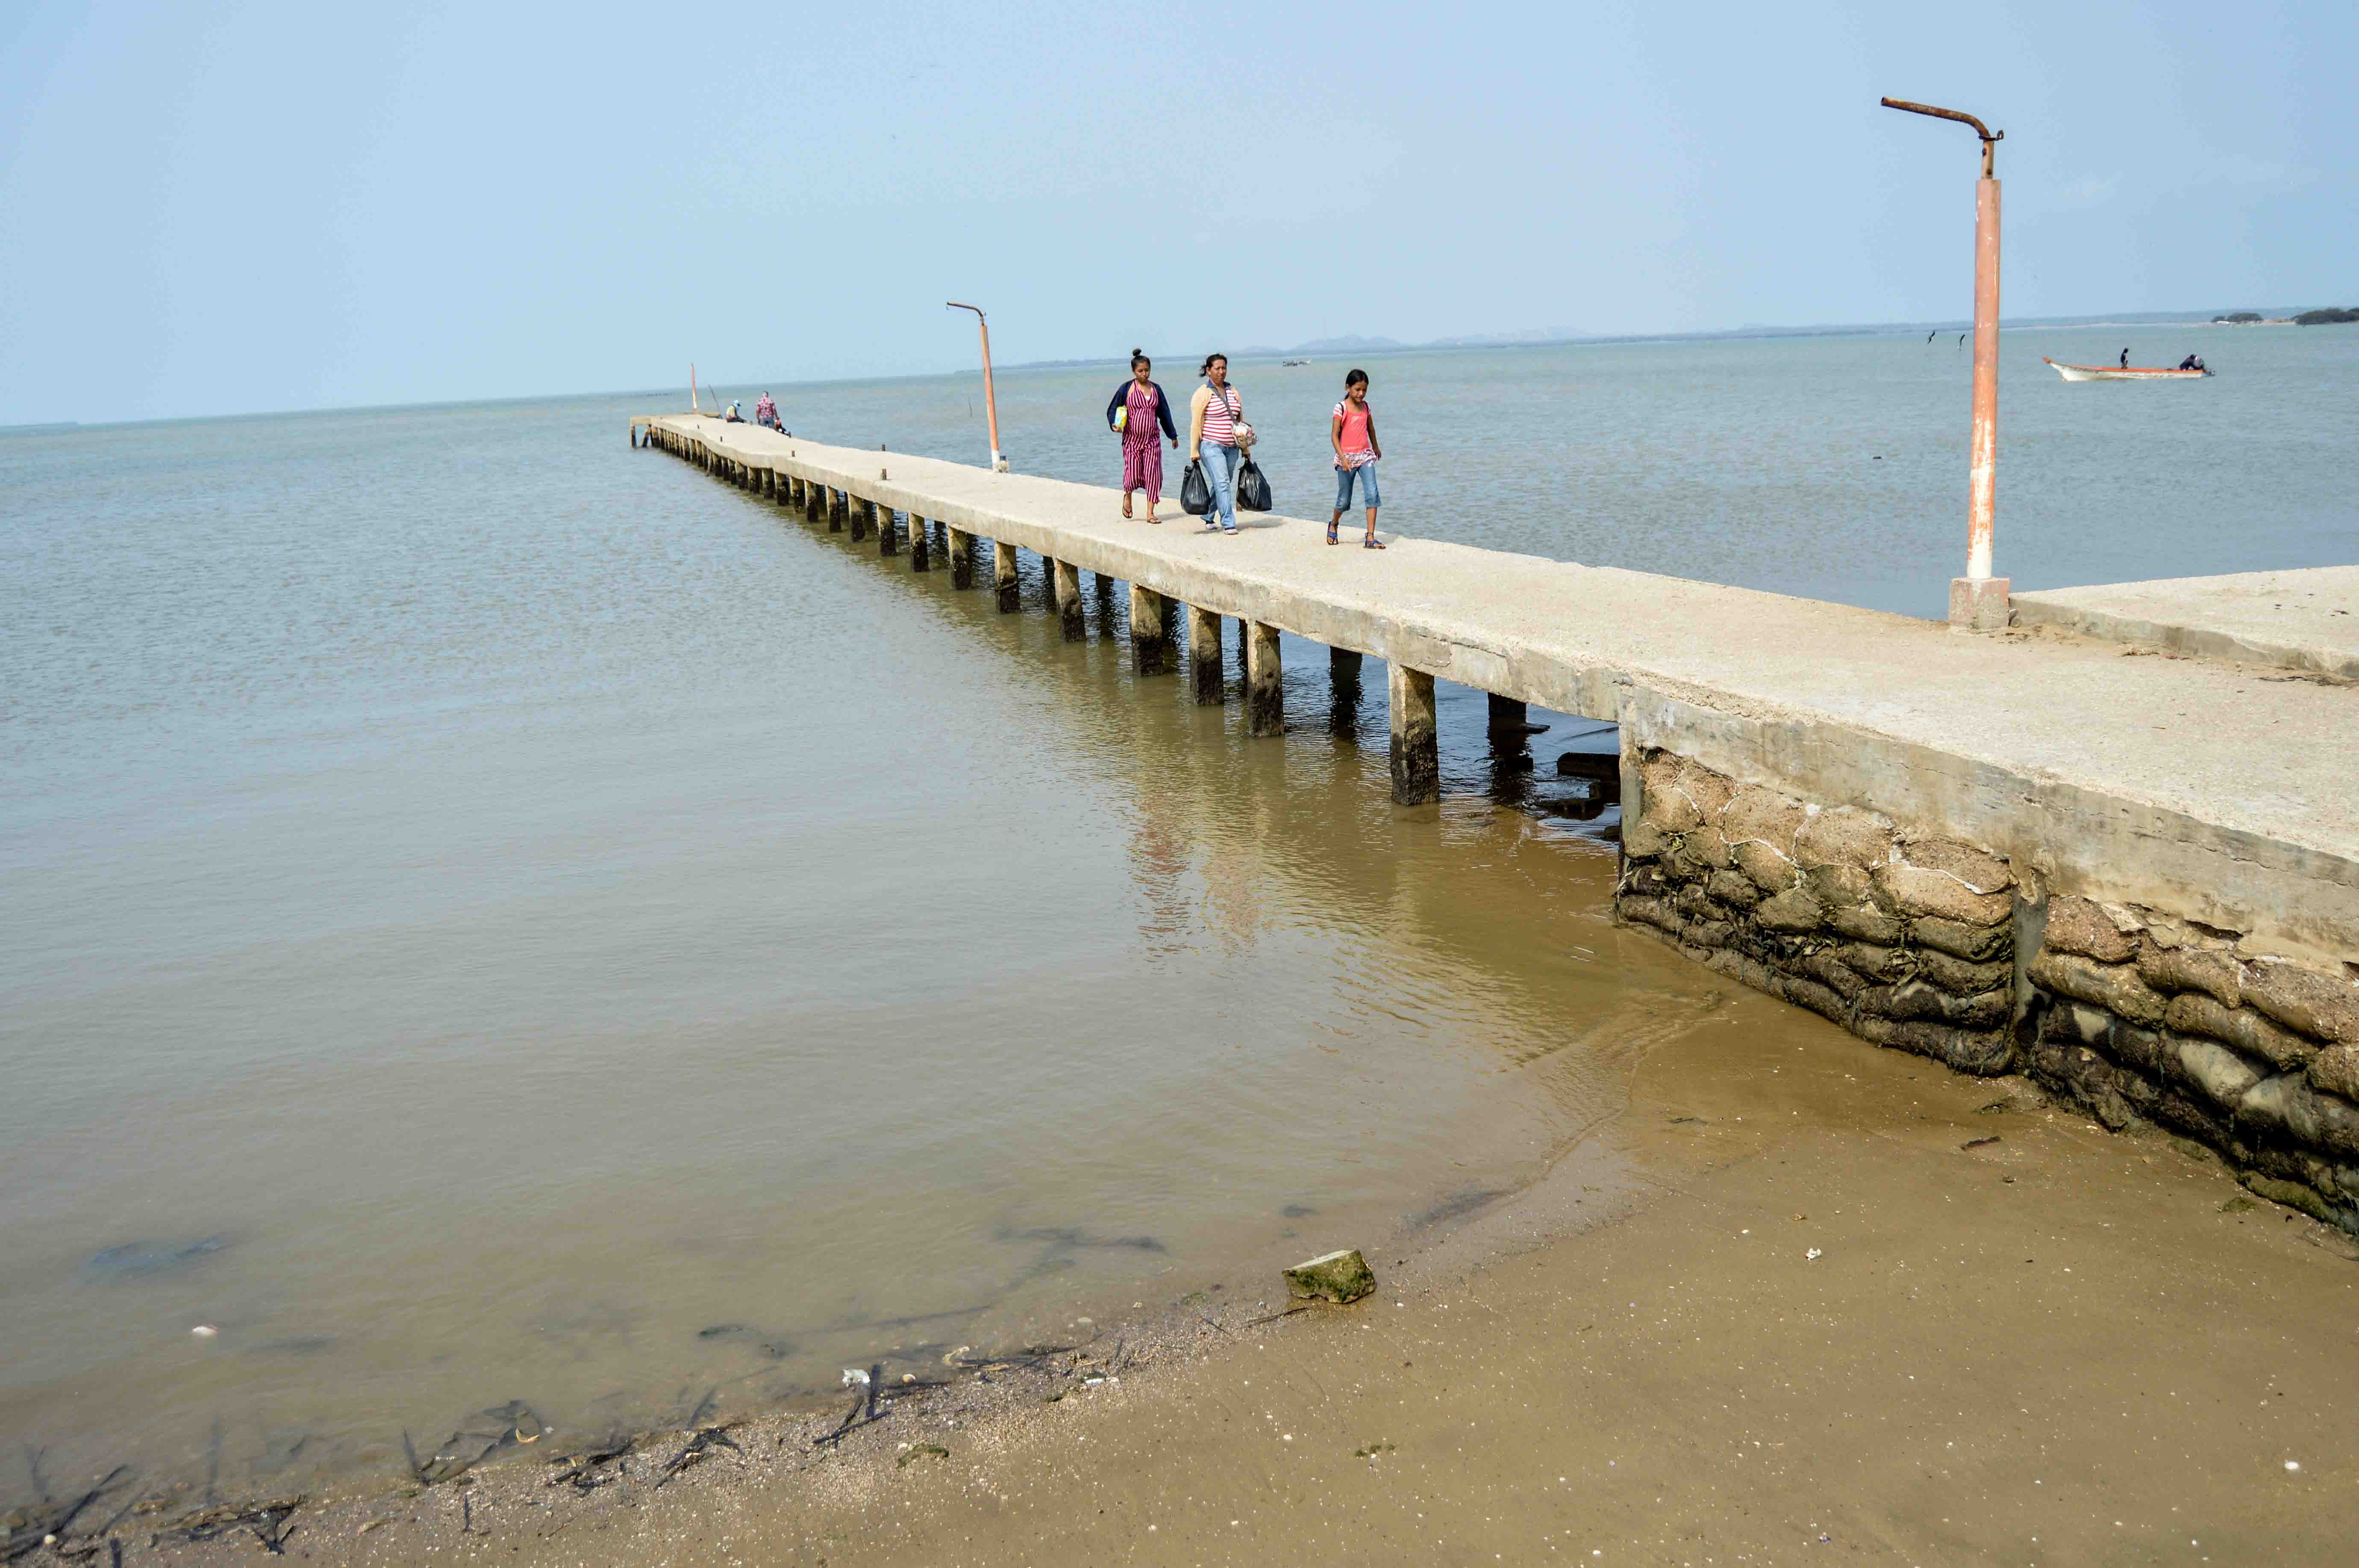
[
  {"left": 648, "top": 414, "right": 2359, "bottom": 965},
  {"left": 2013, "top": 566, "right": 2359, "bottom": 678}
]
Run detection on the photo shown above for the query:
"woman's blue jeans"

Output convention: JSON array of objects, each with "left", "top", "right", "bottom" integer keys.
[{"left": 1198, "top": 442, "right": 1238, "bottom": 530}]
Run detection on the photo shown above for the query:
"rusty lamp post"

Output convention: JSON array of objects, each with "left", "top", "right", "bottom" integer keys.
[
  {"left": 1881, "top": 97, "right": 2007, "bottom": 630},
  {"left": 945, "top": 302, "right": 1009, "bottom": 473}
]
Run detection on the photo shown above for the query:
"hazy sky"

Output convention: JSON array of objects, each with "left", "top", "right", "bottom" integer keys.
[{"left": 3, "top": 0, "right": 2350, "bottom": 424}]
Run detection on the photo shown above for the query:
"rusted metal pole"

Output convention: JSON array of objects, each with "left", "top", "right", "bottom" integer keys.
[
  {"left": 1880, "top": 97, "right": 2010, "bottom": 630},
  {"left": 1967, "top": 176, "right": 2000, "bottom": 589},
  {"left": 945, "top": 303, "right": 1008, "bottom": 473}
]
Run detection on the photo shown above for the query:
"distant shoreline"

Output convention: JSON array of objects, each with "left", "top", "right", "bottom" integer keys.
[
  {"left": 12, "top": 306, "right": 2334, "bottom": 432},
  {"left": 991, "top": 309, "right": 2323, "bottom": 373}
]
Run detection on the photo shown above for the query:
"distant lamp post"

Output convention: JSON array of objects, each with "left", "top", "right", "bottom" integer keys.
[
  {"left": 945, "top": 302, "right": 1009, "bottom": 473},
  {"left": 1881, "top": 96, "right": 2008, "bottom": 630}
]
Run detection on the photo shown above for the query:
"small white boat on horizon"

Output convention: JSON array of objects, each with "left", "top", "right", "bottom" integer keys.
[{"left": 2044, "top": 357, "right": 2212, "bottom": 382}]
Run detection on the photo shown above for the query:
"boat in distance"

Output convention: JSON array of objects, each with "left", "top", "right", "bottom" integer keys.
[{"left": 2044, "top": 357, "right": 2212, "bottom": 382}]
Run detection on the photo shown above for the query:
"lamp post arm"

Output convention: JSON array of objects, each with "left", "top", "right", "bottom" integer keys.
[{"left": 1879, "top": 97, "right": 2003, "bottom": 177}]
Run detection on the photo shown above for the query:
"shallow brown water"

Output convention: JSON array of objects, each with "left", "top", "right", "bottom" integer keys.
[{"left": 1, "top": 394, "right": 1676, "bottom": 1503}]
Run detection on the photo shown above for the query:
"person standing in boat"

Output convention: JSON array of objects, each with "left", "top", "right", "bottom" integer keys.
[
  {"left": 2120, "top": 347, "right": 2130, "bottom": 369},
  {"left": 1106, "top": 350, "right": 1177, "bottom": 523}
]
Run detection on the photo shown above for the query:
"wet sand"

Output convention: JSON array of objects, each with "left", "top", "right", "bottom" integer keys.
[{"left": 97, "top": 972, "right": 2359, "bottom": 1567}]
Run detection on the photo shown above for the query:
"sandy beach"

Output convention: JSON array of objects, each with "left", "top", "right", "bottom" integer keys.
[{"left": 95, "top": 965, "right": 2359, "bottom": 1567}]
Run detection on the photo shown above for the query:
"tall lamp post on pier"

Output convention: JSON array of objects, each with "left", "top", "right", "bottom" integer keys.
[
  {"left": 945, "top": 302, "right": 1009, "bottom": 473},
  {"left": 1881, "top": 96, "right": 2008, "bottom": 630}
]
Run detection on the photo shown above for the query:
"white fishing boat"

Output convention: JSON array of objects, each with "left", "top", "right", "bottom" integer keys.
[{"left": 2044, "top": 357, "right": 2212, "bottom": 382}]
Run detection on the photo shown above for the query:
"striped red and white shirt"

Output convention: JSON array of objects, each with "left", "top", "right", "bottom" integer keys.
[{"left": 1199, "top": 384, "right": 1239, "bottom": 446}]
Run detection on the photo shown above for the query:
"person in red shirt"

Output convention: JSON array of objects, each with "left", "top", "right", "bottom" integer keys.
[{"left": 1327, "top": 370, "right": 1384, "bottom": 549}]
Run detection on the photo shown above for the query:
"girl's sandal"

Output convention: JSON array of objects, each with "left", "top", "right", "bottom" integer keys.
[
  {"left": 1121, "top": 500, "right": 1132, "bottom": 519},
  {"left": 1145, "top": 513, "right": 1161, "bottom": 525},
  {"left": 1326, "top": 520, "right": 1339, "bottom": 545},
  {"left": 1362, "top": 535, "right": 1386, "bottom": 549}
]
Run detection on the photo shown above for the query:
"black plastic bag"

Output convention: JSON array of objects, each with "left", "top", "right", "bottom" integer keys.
[
  {"left": 1180, "top": 459, "right": 1212, "bottom": 517},
  {"left": 1235, "top": 455, "right": 1272, "bottom": 512}
]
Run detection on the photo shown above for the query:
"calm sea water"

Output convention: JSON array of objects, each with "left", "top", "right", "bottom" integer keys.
[{"left": 2, "top": 329, "right": 2351, "bottom": 1499}]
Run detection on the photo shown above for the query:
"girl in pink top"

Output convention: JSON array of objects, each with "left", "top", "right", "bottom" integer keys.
[{"left": 1327, "top": 370, "right": 1384, "bottom": 549}]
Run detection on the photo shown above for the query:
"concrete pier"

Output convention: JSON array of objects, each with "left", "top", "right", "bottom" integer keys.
[
  {"left": 1331, "top": 648, "right": 1365, "bottom": 738},
  {"left": 994, "top": 540, "right": 1019, "bottom": 612},
  {"left": 1247, "top": 622, "right": 1283, "bottom": 737},
  {"left": 650, "top": 416, "right": 2330, "bottom": 920},
  {"left": 1189, "top": 606, "right": 1223, "bottom": 705},
  {"left": 1130, "top": 584, "right": 1169, "bottom": 675},
  {"left": 1390, "top": 664, "right": 1440, "bottom": 805},
  {"left": 1055, "top": 560, "right": 1084, "bottom": 642}
]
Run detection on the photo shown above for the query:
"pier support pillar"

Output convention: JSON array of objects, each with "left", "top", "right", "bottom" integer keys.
[
  {"left": 1188, "top": 606, "right": 1224, "bottom": 705},
  {"left": 845, "top": 491, "right": 865, "bottom": 540},
  {"left": 1130, "top": 585, "right": 1169, "bottom": 675},
  {"left": 994, "top": 541, "right": 1020, "bottom": 612},
  {"left": 1247, "top": 623, "right": 1283, "bottom": 736},
  {"left": 947, "top": 528, "right": 974, "bottom": 588},
  {"left": 1390, "top": 664, "right": 1440, "bottom": 805},
  {"left": 876, "top": 500, "right": 897, "bottom": 555},
  {"left": 1055, "top": 560, "right": 1084, "bottom": 642},
  {"left": 1331, "top": 648, "right": 1365, "bottom": 737},
  {"left": 908, "top": 513, "right": 930, "bottom": 571},
  {"left": 1487, "top": 693, "right": 1528, "bottom": 734}
]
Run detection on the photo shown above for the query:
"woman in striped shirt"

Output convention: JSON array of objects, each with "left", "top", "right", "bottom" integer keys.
[{"left": 1187, "top": 353, "right": 1243, "bottom": 535}]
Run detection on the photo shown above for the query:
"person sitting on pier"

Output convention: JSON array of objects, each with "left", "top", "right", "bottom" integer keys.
[
  {"left": 724, "top": 401, "right": 744, "bottom": 423},
  {"left": 754, "top": 391, "right": 779, "bottom": 429}
]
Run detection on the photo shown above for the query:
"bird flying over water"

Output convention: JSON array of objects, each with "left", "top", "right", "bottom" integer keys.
[{"left": 1927, "top": 331, "right": 1937, "bottom": 343}]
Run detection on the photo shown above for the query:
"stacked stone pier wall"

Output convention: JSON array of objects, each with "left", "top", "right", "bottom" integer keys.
[{"left": 1618, "top": 748, "right": 2359, "bottom": 1232}]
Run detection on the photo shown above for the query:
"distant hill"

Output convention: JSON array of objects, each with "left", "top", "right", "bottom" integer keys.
[
  {"left": 2294, "top": 306, "right": 2358, "bottom": 326},
  {"left": 1425, "top": 326, "right": 1593, "bottom": 348},
  {"left": 1290, "top": 334, "right": 1409, "bottom": 354}
]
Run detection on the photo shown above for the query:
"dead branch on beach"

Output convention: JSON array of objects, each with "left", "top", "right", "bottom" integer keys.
[
  {"left": 544, "top": 1438, "right": 635, "bottom": 1495},
  {"left": 653, "top": 1427, "right": 743, "bottom": 1489},
  {"left": 153, "top": 1496, "right": 301, "bottom": 1554},
  {"left": 952, "top": 1343, "right": 1075, "bottom": 1375}
]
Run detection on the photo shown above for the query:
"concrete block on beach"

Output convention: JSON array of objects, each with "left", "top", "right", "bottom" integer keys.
[{"left": 1284, "top": 1248, "right": 1377, "bottom": 1304}]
